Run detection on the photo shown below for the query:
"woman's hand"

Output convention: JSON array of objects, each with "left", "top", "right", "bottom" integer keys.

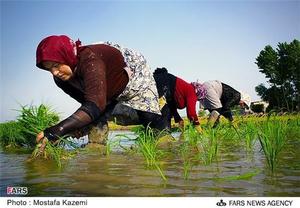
[
  {"left": 36, "top": 131, "right": 47, "bottom": 154},
  {"left": 36, "top": 131, "right": 44, "bottom": 143}
]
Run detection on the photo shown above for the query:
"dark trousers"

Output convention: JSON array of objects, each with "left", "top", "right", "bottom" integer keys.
[
  {"left": 136, "top": 105, "right": 171, "bottom": 130},
  {"left": 212, "top": 83, "right": 241, "bottom": 121},
  {"left": 109, "top": 103, "right": 171, "bottom": 131}
]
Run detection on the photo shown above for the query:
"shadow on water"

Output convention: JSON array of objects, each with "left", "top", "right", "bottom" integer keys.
[{"left": 1, "top": 130, "right": 299, "bottom": 196}]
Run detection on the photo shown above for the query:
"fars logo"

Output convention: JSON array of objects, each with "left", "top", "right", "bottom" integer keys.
[{"left": 7, "top": 187, "right": 28, "bottom": 195}]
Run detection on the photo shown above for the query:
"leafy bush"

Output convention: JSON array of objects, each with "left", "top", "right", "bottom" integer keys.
[{"left": 0, "top": 121, "right": 25, "bottom": 147}]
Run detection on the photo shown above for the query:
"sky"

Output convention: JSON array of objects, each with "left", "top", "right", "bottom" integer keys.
[{"left": 1, "top": 0, "right": 300, "bottom": 122}]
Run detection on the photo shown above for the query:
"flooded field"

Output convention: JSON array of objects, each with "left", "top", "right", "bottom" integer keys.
[{"left": 1, "top": 130, "right": 299, "bottom": 197}]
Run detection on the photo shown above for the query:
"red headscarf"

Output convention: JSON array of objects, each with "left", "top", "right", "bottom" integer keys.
[{"left": 36, "top": 35, "right": 81, "bottom": 71}]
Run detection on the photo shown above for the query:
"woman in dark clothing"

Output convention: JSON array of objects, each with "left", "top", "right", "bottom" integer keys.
[
  {"left": 35, "top": 35, "right": 164, "bottom": 150},
  {"left": 153, "top": 68, "right": 203, "bottom": 133}
]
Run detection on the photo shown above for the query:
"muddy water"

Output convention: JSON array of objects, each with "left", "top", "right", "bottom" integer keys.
[{"left": 1, "top": 131, "right": 299, "bottom": 196}]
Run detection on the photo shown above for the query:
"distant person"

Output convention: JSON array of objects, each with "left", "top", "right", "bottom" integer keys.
[
  {"left": 152, "top": 67, "right": 203, "bottom": 133},
  {"left": 191, "top": 80, "right": 251, "bottom": 127},
  {"left": 35, "top": 35, "right": 166, "bottom": 151}
]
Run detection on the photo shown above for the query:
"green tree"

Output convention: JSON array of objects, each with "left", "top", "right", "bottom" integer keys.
[{"left": 255, "top": 39, "right": 300, "bottom": 112}]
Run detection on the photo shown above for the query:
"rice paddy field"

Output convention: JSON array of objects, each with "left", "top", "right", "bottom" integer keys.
[{"left": 0, "top": 105, "right": 299, "bottom": 196}]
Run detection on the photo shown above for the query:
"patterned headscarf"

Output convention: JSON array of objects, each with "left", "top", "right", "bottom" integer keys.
[
  {"left": 191, "top": 81, "right": 207, "bottom": 100},
  {"left": 36, "top": 35, "right": 81, "bottom": 71}
]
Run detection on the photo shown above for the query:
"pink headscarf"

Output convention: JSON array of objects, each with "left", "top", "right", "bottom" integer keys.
[
  {"left": 191, "top": 81, "right": 207, "bottom": 100},
  {"left": 36, "top": 35, "right": 81, "bottom": 71}
]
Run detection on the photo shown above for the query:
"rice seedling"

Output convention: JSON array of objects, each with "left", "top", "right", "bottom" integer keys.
[
  {"left": 239, "top": 121, "right": 259, "bottom": 151},
  {"left": 135, "top": 127, "right": 167, "bottom": 181},
  {"left": 178, "top": 141, "right": 194, "bottom": 180},
  {"left": 135, "top": 127, "right": 162, "bottom": 166},
  {"left": 177, "top": 124, "right": 202, "bottom": 179},
  {"left": 183, "top": 159, "right": 192, "bottom": 180},
  {"left": 135, "top": 127, "right": 159, "bottom": 165},
  {"left": 218, "top": 125, "right": 239, "bottom": 143},
  {"left": 177, "top": 124, "right": 220, "bottom": 179},
  {"left": 258, "top": 119, "right": 288, "bottom": 172},
  {"left": 198, "top": 127, "right": 219, "bottom": 165},
  {"left": 182, "top": 124, "right": 201, "bottom": 148}
]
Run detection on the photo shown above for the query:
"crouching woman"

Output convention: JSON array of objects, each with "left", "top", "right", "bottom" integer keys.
[{"left": 35, "top": 35, "right": 162, "bottom": 151}]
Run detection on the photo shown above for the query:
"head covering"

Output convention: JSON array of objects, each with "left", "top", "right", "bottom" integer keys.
[
  {"left": 240, "top": 91, "right": 251, "bottom": 108},
  {"left": 191, "top": 81, "right": 207, "bottom": 100},
  {"left": 36, "top": 35, "right": 81, "bottom": 71}
]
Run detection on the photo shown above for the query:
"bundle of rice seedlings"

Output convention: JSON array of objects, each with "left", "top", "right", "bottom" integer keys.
[
  {"left": 17, "top": 104, "right": 60, "bottom": 147},
  {"left": 135, "top": 127, "right": 167, "bottom": 181}
]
